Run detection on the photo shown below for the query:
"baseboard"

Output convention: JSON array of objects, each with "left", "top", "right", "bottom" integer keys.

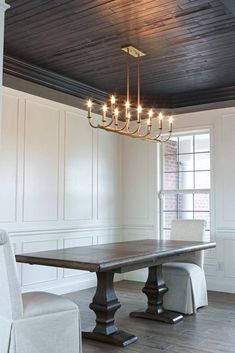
[{"left": 206, "top": 277, "right": 235, "bottom": 294}]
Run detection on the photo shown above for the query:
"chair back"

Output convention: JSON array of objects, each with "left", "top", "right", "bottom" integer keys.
[
  {"left": 170, "top": 220, "right": 206, "bottom": 267},
  {"left": 0, "top": 230, "right": 23, "bottom": 320}
]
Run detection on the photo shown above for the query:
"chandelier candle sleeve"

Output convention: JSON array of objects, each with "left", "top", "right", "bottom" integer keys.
[
  {"left": 114, "top": 107, "right": 119, "bottom": 126},
  {"left": 102, "top": 104, "right": 107, "bottom": 122},
  {"left": 158, "top": 112, "right": 163, "bottom": 129},
  {"left": 137, "top": 105, "right": 142, "bottom": 123},
  {"left": 169, "top": 116, "right": 173, "bottom": 132},
  {"left": 111, "top": 95, "right": 116, "bottom": 113},
  {"left": 148, "top": 109, "right": 153, "bottom": 126},
  {"left": 125, "top": 101, "right": 130, "bottom": 118}
]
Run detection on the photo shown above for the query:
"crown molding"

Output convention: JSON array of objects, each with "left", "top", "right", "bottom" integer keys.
[{"left": 3, "top": 55, "right": 109, "bottom": 104}]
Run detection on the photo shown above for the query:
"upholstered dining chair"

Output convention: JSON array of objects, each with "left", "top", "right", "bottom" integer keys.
[
  {"left": 163, "top": 219, "right": 208, "bottom": 315},
  {"left": 0, "top": 229, "right": 82, "bottom": 353}
]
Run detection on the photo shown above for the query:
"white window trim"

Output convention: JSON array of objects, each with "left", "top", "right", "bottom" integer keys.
[{"left": 159, "top": 130, "right": 211, "bottom": 239}]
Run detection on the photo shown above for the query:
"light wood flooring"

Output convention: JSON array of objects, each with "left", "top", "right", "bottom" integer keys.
[{"left": 65, "top": 280, "right": 235, "bottom": 353}]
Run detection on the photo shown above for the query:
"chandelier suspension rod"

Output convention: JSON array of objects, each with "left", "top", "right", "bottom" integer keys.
[
  {"left": 137, "top": 55, "right": 140, "bottom": 107},
  {"left": 126, "top": 47, "right": 130, "bottom": 103}
]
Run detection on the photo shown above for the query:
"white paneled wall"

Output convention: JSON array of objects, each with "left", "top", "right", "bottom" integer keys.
[
  {"left": 0, "top": 87, "right": 123, "bottom": 294},
  {"left": 2, "top": 86, "right": 235, "bottom": 294}
]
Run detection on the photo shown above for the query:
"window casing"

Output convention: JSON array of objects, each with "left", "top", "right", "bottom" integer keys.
[{"left": 160, "top": 132, "right": 211, "bottom": 240}]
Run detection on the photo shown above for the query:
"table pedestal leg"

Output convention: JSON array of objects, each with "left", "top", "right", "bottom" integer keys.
[
  {"left": 83, "top": 271, "right": 138, "bottom": 346},
  {"left": 130, "top": 265, "right": 183, "bottom": 324}
]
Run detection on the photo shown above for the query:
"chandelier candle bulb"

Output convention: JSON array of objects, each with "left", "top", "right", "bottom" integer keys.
[{"left": 87, "top": 99, "right": 92, "bottom": 117}]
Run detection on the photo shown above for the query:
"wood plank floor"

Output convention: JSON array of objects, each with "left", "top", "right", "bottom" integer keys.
[{"left": 64, "top": 280, "right": 235, "bottom": 353}]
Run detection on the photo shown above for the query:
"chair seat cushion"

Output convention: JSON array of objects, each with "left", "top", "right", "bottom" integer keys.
[
  {"left": 163, "top": 262, "right": 201, "bottom": 276},
  {"left": 163, "top": 262, "right": 208, "bottom": 314},
  {"left": 22, "top": 291, "right": 78, "bottom": 318}
]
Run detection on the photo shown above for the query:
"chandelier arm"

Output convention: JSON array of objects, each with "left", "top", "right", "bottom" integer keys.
[
  {"left": 130, "top": 125, "right": 152, "bottom": 139},
  {"left": 116, "top": 121, "right": 141, "bottom": 136},
  {"left": 145, "top": 128, "right": 163, "bottom": 141},
  {"left": 155, "top": 131, "right": 172, "bottom": 143},
  {"left": 99, "top": 119, "right": 128, "bottom": 132},
  {"left": 116, "top": 125, "right": 139, "bottom": 136},
  {"left": 99, "top": 117, "right": 114, "bottom": 128},
  {"left": 88, "top": 115, "right": 114, "bottom": 129},
  {"left": 88, "top": 117, "right": 99, "bottom": 129}
]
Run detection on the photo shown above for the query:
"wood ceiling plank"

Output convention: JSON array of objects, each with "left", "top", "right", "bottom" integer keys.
[{"left": 4, "top": 0, "right": 235, "bottom": 107}]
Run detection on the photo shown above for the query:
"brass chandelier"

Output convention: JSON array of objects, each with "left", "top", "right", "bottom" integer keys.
[{"left": 87, "top": 45, "right": 173, "bottom": 142}]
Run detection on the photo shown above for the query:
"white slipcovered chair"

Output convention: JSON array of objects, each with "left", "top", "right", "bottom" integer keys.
[
  {"left": 163, "top": 220, "right": 208, "bottom": 315},
  {"left": 0, "top": 229, "right": 82, "bottom": 353}
]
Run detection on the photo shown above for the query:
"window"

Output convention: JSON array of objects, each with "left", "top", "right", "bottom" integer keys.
[{"left": 160, "top": 132, "right": 211, "bottom": 240}]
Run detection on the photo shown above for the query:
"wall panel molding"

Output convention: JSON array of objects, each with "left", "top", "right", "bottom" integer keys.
[{"left": 1, "top": 86, "right": 124, "bottom": 294}]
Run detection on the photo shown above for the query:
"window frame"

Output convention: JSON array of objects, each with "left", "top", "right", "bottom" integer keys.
[{"left": 159, "top": 130, "right": 212, "bottom": 239}]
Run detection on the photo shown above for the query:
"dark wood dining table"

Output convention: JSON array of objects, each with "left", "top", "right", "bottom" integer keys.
[{"left": 16, "top": 239, "right": 216, "bottom": 347}]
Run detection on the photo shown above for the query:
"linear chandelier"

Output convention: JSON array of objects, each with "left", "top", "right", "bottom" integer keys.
[{"left": 87, "top": 45, "right": 173, "bottom": 142}]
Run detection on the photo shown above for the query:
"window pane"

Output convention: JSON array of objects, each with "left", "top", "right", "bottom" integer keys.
[
  {"left": 179, "top": 136, "right": 193, "bottom": 154},
  {"left": 195, "top": 134, "right": 210, "bottom": 152},
  {"left": 194, "top": 212, "right": 210, "bottom": 229},
  {"left": 163, "top": 212, "right": 177, "bottom": 228},
  {"left": 164, "top": 154, "right": 178, "bottom": 172},
  {"left": 195, "top": 153, "right": 210, "bottom": 171},
  {"left": 164, "top": 172, "right": 179, "bottom": 190},
  {"left": 178, "top": 211, "right": 193, "bottom": 220},
  {"left": 163, "top": 194, "right": 178, "bottom": 211},
  {"left": 179, "top": 154, "right": 193, "bottom": 171},
  {"left": 165, "top": 137, "right": 178, "bottom": 155},
  {"left": 194, "top": 194, "right": 210, "bottom": 211},
  {"left": 195, "top": 171, "right": 210, "bottom": 189},
  {"left": 178, "top": 194, "right": 193, "bottom": 211},
  {"left": 179, "top": 172, "right": 194, "bottom": 189}
]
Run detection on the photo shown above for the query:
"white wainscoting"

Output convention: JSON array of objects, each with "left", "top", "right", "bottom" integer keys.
[{"left": 0, "top": 87, "right": 123, "bottom": 294}]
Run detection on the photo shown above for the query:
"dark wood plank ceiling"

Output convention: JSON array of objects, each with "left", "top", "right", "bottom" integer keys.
[{"left": 4, "top": 0, "right": 235, "bottom": 108}]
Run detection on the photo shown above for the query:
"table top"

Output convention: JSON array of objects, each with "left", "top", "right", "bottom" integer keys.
[{"left": 16, "top": 239, "right": 216, "bottom": 272}]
